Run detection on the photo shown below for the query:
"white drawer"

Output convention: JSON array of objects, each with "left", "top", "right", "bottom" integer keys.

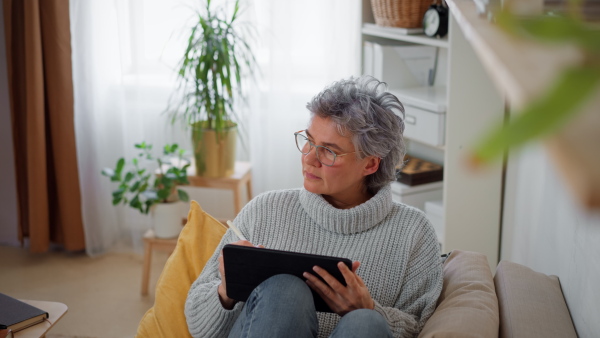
[
  {"left": 402, "top": 104, "right": 445, "bottom": 147},
  {"left": 391, "top": 181, "right": 443, "bottom": 212}
]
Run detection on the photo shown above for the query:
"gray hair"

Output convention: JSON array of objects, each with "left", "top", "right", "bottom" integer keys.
[{"left": 306, "top": 75, "right": 406, "bottom": 193}]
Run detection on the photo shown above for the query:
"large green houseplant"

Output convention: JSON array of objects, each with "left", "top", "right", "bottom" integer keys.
[
  {"left": 102, "top": 142, "right": 190, "bottom": 238},
  {"left": 167, "top": 0, "right": 257, "bottom": 178}
]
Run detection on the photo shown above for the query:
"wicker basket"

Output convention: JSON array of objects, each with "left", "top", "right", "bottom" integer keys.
[{"left": 370, "top": 0, "right": 432, "bottom": 28}]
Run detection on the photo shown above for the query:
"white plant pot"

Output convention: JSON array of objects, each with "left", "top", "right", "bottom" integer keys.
[{"left": 151, "top": 202, "right": 185, "bottom": 238}]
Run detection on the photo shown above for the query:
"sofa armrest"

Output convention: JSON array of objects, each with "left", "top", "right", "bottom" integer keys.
[{"left": 494, "top": 260, "right": 577, "bottom": 338}]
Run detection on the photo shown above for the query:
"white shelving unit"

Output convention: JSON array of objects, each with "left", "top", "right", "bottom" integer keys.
[{"left": 360, "top": 0, "right": 504, "bottom": 268}]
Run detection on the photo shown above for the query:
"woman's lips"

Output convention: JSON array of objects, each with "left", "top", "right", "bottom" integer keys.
[{"left": 304, "top": 171, "right": 320, "bottom": 180}]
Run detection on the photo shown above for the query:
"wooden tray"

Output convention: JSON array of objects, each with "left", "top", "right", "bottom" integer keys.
[{"left": 396, "top": 156, "right": 443, "bottom": 186}]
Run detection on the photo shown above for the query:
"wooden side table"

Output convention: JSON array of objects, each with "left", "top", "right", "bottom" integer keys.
[{"left": 187, "top": 161, "right": 253, "bottom": 214}]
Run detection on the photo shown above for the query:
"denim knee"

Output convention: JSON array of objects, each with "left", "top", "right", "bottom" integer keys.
[
  {"left": 253, "top": 274, "right": 314, "bottom": 309},
  {"left": 230, "top": 274, "right": 318, "bottom": 338},
  {"left": 330, "top": 309, "right": 392, "bottom": 338}
]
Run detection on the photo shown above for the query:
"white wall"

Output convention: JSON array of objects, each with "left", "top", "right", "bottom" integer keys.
[
  {"left": 501, "top": 142, "right": 600, "bottom": 337},
  {"left": 0, "top": 5, "right": 20, "bottom": 246}
]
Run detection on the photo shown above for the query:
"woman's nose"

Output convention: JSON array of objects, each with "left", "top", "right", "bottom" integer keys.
[{"left": 303, "top": 146, "right": 321, "bottom": 167}]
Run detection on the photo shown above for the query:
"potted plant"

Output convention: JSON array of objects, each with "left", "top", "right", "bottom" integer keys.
[
  {"left": 166, "top": 0, "right": 257, "bottom": 178},
  {"left": 101, "top": 142, "right": 191, "bottom": 238}
]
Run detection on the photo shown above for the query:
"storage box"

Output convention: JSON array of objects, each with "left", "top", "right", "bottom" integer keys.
[
  {"left": 390, "top": 86, "right": 447, "bottom": 147},
  {"left": 425, "top": 199, "right": 444, "bottom": 242},
  {"left": 402, "top": 104, "right": 446, "bottom": 147},
  {"left": 391, "top": 181, "right": 443, "bottom": 212}
]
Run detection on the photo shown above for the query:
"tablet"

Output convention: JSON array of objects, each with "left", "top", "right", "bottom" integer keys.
[{"left": 222, "top": 244, "right": 352, "bottom": 313}]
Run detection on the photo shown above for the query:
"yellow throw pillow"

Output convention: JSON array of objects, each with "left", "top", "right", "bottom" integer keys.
[{"left": 136, "top": 200, "right": 227, "bottom": 338}]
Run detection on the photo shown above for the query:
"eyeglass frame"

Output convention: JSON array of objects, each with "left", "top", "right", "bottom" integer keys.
[{"left": 294, "top": 130, "right": 357, "bottom": 167}]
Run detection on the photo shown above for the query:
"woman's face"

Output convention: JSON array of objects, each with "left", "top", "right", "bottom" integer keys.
[{"left": 301, "top": 116, "right": 380, "bottom": 208}]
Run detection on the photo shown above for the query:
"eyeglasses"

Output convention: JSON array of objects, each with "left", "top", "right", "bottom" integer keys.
[{"left": 294, "top": 130, "right": 356, "bottom": 166}]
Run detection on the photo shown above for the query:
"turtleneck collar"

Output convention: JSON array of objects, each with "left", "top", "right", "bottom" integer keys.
[{"left": 299, "top": 184, "right": 393, "bottom": 235}]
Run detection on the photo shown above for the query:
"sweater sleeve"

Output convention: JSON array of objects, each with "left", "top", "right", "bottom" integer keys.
[
  {"left": 372, "top": 218, "right": 444, "bottom": 338},
  {"left": 184, "top": 229, "right": 245, "bottom": 338}
]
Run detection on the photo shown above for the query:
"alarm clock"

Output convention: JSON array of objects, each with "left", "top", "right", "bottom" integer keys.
[{"left": 423, "top": 2, "right": 449, "bottom": 38}]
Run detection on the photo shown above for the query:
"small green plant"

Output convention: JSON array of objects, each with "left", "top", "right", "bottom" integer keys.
[{"left": 101, "top": 142, "right": 190, "bottom": 215}]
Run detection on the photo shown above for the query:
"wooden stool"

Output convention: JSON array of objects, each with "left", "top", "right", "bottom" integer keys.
[{"left": 141, "top": 229, "right": 178, "bottom": 296}]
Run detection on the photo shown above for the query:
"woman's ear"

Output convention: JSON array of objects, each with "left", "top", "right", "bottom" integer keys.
[{"left": 362, "top": 156, "right": 381, "bottom": 176}]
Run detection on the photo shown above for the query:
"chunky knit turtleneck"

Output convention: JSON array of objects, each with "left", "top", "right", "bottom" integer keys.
[
  {"left": 185, "top": 186, "right": 443, "bottom": 338},
  {"left": 299, "top": 185, "right": 393, "bottom": 234}
]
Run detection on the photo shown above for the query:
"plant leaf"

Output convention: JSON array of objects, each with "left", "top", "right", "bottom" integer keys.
[
  {"left": 101, "top": 168, "right": 115, "bottom": 177},
  {"left": 124, "top": 172, "right": 135, "bottom": 183},
  {"left": 157, "top": 188, "right": 170, "bottom": 201},
  {"left": 115, "top": 158, "right": 125, "bottom": 175},
  {"left": 178, "top": 189, "right": 189, "bottom": 202}
]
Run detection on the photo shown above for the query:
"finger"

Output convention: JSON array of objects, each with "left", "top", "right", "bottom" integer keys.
[
  {"left": 352, "top": 261, "right": 361, "bottom": 273},
  {"left": 337, "top": 262, "right": 361, "bottom": 288},
  {"left": 304, "top": 273, "right": 339, "bottom": 312},
  {"left": 218, "top": 254, "right": 226, "bottom": 278},
  {"left": 303, "top": 271, "right": 330, "bottom": 291},
  {"left": 303, "top": 271, "right": 339, "bottom": 301},
  {"left": 312, "top": 265, "right": 345, "bottom": 291},
  {"left": 230, "top": 240, "right": 254, "bottom": 247}
]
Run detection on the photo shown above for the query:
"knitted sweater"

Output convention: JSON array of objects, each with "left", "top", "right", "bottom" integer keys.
[{"left": 185, "top": 185, "right": 443, "bottom": 338}]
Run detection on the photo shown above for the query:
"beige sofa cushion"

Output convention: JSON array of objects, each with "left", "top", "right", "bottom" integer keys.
[
  {"left": 494, "top": 260, "right": 577, "bottom": 338},
  {"left": 419, "top": 250, "right": 499, "bottom": 338}
]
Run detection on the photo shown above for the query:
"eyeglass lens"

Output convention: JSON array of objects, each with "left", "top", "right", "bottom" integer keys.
[{"left": 295, "top": 133, "right": 336, "bottom": 166}]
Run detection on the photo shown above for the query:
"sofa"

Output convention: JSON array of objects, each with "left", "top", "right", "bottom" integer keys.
[{"left": 136, "top": 201, "right": 578, "bottom": 337}]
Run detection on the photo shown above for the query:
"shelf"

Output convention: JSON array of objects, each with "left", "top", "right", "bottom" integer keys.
[
  {"left": 362, "top": 23, "right": 449, "bottom": 48},
  {"left": 390, "top": 86, "right": 447, "bottom": 113},
  {"left": 405, "top": 137, "right": 446, "bottom": 151}
]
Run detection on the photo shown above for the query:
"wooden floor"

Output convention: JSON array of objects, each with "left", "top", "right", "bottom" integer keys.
[{"left": 0, "top": 245, "right": 169, "bottom": 338}]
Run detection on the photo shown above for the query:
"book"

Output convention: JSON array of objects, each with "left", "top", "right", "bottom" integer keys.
[
  {"left": 0, "top": 293, "right": 48, "bottom": 332},
  {"left": 397, "top": 156, "right": 443, "bottom": 186}
]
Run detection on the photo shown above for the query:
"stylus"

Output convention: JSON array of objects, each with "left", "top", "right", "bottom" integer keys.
[{"left": 226, "top": 220, "right": 248, "bottom": 241}]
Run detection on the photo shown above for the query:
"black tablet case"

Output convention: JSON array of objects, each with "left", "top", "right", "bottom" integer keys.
[{"left": 222, "top": 245, "right": 352, "bottom": 313}]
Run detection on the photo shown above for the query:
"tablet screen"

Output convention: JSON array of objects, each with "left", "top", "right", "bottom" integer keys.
[{"left": 222, "top": 244, "right": 352, "bottom": 313}]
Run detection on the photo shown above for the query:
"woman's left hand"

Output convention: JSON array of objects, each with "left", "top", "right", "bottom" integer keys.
[{"left": 303, "top": 261, "right": 374, "bottom": 316}]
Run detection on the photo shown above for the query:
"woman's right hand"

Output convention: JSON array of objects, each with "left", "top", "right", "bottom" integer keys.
[{"left": 217, "top": 240, "right": 262, "bottom": 309}]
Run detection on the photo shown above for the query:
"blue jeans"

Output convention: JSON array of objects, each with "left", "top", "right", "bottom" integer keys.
[{"left": 228, "top": 274, "right": 393, "bottom": 338}]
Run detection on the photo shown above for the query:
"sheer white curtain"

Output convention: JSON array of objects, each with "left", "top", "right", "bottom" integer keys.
[
  {"left": 70, "top": 0, "right": 360, "bottom": 255},
  {"left": 248, "top": 0, "right": 361, "bottom": 192}
]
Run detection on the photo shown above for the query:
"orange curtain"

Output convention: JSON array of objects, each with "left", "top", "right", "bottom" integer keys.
[{"left": 3, "top": 0, "right": 85, "bottom": 253}]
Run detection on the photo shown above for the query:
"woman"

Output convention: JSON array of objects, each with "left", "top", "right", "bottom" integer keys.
[{"left": 185, "top": 76, "right": 443, "bottom": 338}]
